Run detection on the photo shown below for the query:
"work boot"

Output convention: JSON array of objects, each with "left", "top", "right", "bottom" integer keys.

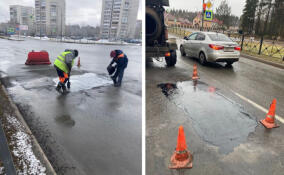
[
  {"left": 55, "top": 84, "right": 61, "bottom": 92},
  {"left": 67, "top": 81, "right": 71, "bottom": 89},
  {"left": 62, "top": 85, "right": 68, "bottom": 94},
  {"left": 111, "top": 76, "right": 117, "bottom": 84},
  {"left": 114, "top": 83, "right": 121, "bottom": 87}
]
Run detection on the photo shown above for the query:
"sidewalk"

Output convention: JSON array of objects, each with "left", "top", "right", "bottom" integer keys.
[
  {"left": 241, "top": 52, "right": 284, "bottom": 69},
  {"left": 0, "top": 83, "right": 55, "bottom": 174}
]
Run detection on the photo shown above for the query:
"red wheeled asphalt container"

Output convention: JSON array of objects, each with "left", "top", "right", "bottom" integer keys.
[{"left": 25, "top": 51, "right": 51, "bottom": 65}]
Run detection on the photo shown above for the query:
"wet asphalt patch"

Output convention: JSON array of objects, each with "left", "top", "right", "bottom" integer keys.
[
  {"left": 158, "top": 81, "right": 258, "bottom": 154},
  {"left": 157, "top": 83, "right": 177, "bottom": 97},
  {"left": 8, "top": 73, "right": 112, "bottom": 94}
]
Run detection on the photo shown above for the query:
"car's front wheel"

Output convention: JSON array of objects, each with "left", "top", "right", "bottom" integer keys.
[
  {"left": 199, "top": 52, "right": 207, "bottom": 65},
  {"left": 180, "top": 45, "right": 186, "bottom": 56}
]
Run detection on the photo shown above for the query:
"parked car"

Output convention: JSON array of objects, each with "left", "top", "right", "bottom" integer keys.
[{"left": 180, "top": 32, "right": 241, "bottom": 66}]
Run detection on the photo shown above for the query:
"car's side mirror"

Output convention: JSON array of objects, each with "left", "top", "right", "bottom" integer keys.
[{"left": 184, "top": 36, "right": 188, "bottom": 40}]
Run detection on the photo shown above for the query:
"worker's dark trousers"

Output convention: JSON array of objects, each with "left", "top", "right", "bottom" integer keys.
[
  {"left": 56, "top": 68, "right": 69, "bottom": 86},
  {"left": 113, "top": 67, "right": 125, "bottom": 84}
]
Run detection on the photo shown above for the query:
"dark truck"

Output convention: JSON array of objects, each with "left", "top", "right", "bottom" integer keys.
[{"left": 146, "top": 0, "right": 177, "bottom": 66}]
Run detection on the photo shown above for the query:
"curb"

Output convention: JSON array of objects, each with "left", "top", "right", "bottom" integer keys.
[
  {"left": 241, "top": 53, "right": 284, "bottom": 69},
  {"left": 1, "top": 84, "right": 56, "bottom": 175}
]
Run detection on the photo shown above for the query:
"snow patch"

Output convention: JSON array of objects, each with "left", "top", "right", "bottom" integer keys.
[
  {"left": 0, "top": 166, "right": 4, "bottom": 174},
  {"left": 53, "top": 73, "right": 112, "bottom": 92},
  {"left": 7, "top": 115, "right": 46, "bottom": 175}
]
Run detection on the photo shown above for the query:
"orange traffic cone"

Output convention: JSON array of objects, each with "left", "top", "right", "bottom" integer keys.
[
  {"left": 77, "top": 57, "right": 81, "bottom": 67},
  {"left": 260, "top": 99, "right": 279, "bottom": 128},
  {"left": 169, "top": 126, "right": 193, "bottom": 169},
  {"left": 192, "top": 64, "right": 199, "bottom": 81}
]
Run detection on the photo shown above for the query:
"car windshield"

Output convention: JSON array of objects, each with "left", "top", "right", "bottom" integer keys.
[{"left": 208, "top": 33, "right": 232, "bottom": 42}]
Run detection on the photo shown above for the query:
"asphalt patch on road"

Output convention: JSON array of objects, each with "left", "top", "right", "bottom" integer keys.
[
  {"left": 158, "top": 81, "right": 258, "bottom": 154},
  {"left": 157, "top": 83, "right": 177, "bottom": 97}
]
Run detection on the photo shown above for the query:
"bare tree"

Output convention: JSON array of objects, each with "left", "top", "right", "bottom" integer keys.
[{"left": 215, "top": 0, "right": 232, "bottom": 30}]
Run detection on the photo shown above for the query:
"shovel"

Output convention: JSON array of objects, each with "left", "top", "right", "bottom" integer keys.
[{"left": 67, "top": 73, "right": 71, "bottom": 89}]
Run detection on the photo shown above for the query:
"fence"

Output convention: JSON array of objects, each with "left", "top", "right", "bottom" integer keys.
[
  {"left": 168, "top": 27, "right": 192, "bottom": 38},
  {"left": 168, "top": 27, "right": 284, "bottom": 61},
  {"left": 229, "top": 34, "right": 284, "bottom": 60}
]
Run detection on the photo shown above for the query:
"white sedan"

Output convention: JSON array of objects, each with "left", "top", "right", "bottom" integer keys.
[{"left": 180, "top": 32, "right": 241, "bottom": 66}]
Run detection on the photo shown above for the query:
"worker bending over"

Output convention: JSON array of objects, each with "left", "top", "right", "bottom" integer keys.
[
  {"left": 54, "top": 49, "right": 78, "bottom": 93},
  {"left": 109, "top": 50, "right": 128, "bottom": 87}
]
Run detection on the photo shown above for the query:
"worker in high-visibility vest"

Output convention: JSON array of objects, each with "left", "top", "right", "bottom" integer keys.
[
  {"left": 54, "top": 49, "right": 78, "bottom": 93},
  {"left": 109, "top": 50, "right": 128, "bottom": 87}
]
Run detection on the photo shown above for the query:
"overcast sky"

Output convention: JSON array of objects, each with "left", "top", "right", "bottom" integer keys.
[
  {"left": 168, "top": 0, "right": 246, "bottom": 17},
  {"left": 0, "top": 0, "right": 142, "bottom": 26}
]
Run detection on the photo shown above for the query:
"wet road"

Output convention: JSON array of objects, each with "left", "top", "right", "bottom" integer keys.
[
  {"left": 0, "top": 38, "right": 141, "bottom": 174},
  {"left": 146, "top": 37, "right": 284, "bottom": 175}
]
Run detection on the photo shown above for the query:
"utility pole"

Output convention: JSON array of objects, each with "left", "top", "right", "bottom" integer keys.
[
  {"left": 18, "top": 24, "right": 20, "bottom": 40},
  {"left": 40, "top": 0, "right": 42, "bottom": 39},
  {"left": 61, "top": 7, "right": 63, "bottom": 42},
  {"left": 201, "top": 0, "right": 204, "bottom": 31}
]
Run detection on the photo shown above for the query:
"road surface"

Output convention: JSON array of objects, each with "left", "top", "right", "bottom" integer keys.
[
  {"left": 0, "top": 38, "right": 142, "bottom": 175},
  {"left": 146, "top": 37, "right": 284, "bottom": 175}
]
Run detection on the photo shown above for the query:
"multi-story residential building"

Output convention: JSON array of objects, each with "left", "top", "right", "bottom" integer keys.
[
  {"left": 10, "top": 5, "right": 35, "bottom": 35},
  {"left": 100, "top": 0, "right": 139, "bottom": 40},
  {"left": 35, "top": 0, "right": 65, "bottom": 36},
  {"left": 134, "top": 20, "right": 142, "bottom": 39}
]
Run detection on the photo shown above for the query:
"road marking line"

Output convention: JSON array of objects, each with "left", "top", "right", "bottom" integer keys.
[{"left": 233, "top": 91, "right": 284, "bottom": 124}]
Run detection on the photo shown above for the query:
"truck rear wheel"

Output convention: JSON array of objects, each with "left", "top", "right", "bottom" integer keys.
[
  {"left": 165, "top": 51, "right": 177, "bottom": 67},
  {"left": 146, "top": 7, "right": 162, "bottom": 44}
]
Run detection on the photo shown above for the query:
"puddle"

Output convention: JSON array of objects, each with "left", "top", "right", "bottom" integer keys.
[
  {"left": 55, "top": 115, "right": 75, "bottom": 127},
  {"left": 157, "top": 83, "right": 177, "bottom": 96},
  {"left": 158, "top": 81, "right": 258, "bottom": 154}
]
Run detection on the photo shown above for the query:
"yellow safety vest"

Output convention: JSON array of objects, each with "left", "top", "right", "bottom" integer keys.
[{"left": 54, "top": 51, "right": 75, "bottom": 73}]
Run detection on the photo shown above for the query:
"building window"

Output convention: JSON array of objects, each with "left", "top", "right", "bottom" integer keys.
[
  {"left": 122, "top": 16, "right": 128, "bottom": 24},
  {"left": 51, "top": 19, "right": 56, "bottom": 24},
  {"left": 41, "top": 0, "right": 46, "bottom": 7},
  {"left": 125, "top": 2, "right": 129, "bottom": 8}
]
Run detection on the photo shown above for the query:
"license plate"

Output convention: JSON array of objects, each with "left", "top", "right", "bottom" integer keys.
[{"left": 224, "top": 47, "right": 234, "bottom": 52}]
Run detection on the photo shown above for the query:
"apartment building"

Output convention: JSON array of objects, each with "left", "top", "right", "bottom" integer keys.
[
  {"left": 35, "top": 0, "right": 65, "bottom": 36},
  {"left": 10, "top": 5, "right": 35, "bottom": 35},
  {"left": 100, "top": 0, "right": 139, "bottom": 40}
]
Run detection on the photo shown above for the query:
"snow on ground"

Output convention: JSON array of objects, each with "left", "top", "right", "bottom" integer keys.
[
  {"left": 0, "top": 44, "right": 14, "bottom": 74},
  {"left": 0, "top": 161, "right": 4, "bottom": 175},
  {"left": 53, "top": 73, "right": 112, "bottom": 92},
  {"left": 0, "top": 168, "right": 4, "bottom": 175},
  {"left": 7, "top": 115, "right": 46, "bottom": 175}
]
